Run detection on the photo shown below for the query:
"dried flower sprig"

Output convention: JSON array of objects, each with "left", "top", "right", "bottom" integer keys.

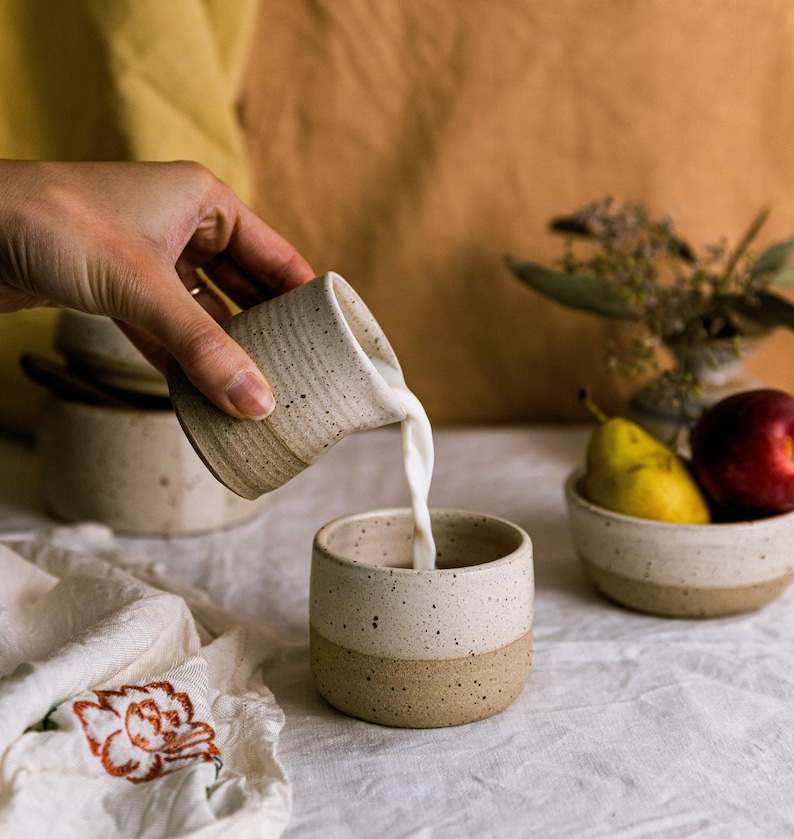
[{"left": 508, "top": 198, "right": 794, "bottom": 400}]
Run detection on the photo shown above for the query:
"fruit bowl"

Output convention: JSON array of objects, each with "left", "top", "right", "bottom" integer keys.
[{"left": 564, "top": 467, "right": 794, "bottom": 618}]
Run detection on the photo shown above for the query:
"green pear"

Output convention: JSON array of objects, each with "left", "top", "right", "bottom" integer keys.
[{"left": 581, "top": 395, "right": 711, "bottom": 524}]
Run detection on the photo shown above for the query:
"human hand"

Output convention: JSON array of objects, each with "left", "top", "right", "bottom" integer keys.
[{"left": 0, "top": 159, "right": 315, "bottom": 418}]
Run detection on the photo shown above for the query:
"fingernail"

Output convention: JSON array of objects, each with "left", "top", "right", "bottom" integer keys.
[{"left": 226, "top": 371, "right": 274, "bottom": 420}]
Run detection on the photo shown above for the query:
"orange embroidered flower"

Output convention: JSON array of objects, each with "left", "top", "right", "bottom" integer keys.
[{"left": 73, "top": 680, "right": 220, "bottom": 784}]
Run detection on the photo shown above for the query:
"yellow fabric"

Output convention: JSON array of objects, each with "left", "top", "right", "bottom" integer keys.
[{"left": 0, "top": 0, "right": 258, "bottom": 435}]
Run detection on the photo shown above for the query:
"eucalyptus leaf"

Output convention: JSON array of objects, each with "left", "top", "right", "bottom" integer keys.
[
  {"left": 770, "top": 265, "right": 794, "bottom": 287},
  {"left": 549, "top": 216, "right": 595, "bottom": 238},
  {"left": 507, "top": 259, "right": 637, "bottom": 319},
  {"left": 668, "top": 236, "right": 697, "bottom": 263},
  {"left": 751, "top": 235, "right": 794, "bottom": 277},
  {"left": 731, "top": 289, "right": 794, "bottom": 330}
]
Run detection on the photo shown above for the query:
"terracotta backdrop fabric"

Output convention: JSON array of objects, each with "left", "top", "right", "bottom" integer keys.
[{"left": 3, "top": 0, "right": 794, "bottom": 433}]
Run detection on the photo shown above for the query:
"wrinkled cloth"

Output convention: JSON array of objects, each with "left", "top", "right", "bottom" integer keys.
[
  {"left": 6, "top": 2, "right": 794, "bottom": 437},
  {"left": 3, "top": 425, "right": 794, "bottom": 837},
  {"left": 241, "top": 0, "right": 794, "bottom": 424},
  {"left": 0, "top": 524, "right": 290, "bottom": 839}
]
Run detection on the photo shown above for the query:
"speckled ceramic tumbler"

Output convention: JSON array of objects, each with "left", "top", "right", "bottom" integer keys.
[
  {"left": 167, "top": 273, "right": 408, "bottom": 499},
  {"left": 310, "top": 508, "right": 534, "bottom": 728}
]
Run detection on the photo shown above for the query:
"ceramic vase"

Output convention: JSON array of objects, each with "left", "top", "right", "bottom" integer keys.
[{"left": 628, "top": 331, "right": 768, "bottom": 444}]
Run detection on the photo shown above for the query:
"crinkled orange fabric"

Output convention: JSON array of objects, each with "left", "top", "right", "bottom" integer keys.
[
  {"left": 3, "top": 0, "right": 794, "bottom": 434},
  {"left": 239, "top": 0, "right": 794, "bottom": 424}
]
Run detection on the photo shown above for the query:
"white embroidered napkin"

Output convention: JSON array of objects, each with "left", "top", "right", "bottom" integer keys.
[{"left": 0, "top": 525, "right": 290, "bottom": 839}]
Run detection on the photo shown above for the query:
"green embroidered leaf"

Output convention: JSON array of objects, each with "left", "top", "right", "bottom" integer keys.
[
  {"left": 752, "top": 235, "right": 794, "bottom": 278},
  {"left": 42, "top": 713, "right": 60, "bottom": 731},
  {"left": 25, "top": 706, "right": 60, "bottom": 732},
  {"left": 507, "top": 259, "right": 637, "bottom": 319},
  {"left": 731, "top": 289, "right": 794, "bottom": 330}
]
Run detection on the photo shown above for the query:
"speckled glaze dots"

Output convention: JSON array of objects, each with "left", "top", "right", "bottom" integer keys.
[
  {"left": 310, "top": 508, "right": 534, "bottom": 728},
  {"left": 564, "top": 468, "right": 794, "bottom": 618},
  {"left": 166, "top": 273, "right": 408, "bottom": 499}
]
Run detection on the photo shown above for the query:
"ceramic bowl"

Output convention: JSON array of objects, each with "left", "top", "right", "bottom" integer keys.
[
  {"left": 310, "top": 508, "right": 534, "bottom": 728},
  {"left": 565, "top": 467, "right": 794, "bottom": 617},
  {"left": 167, "top": 273, "right": 407, "bottom": 500},
  {"left": 37, "top": 396, "right": 267, "bottom": 535}
]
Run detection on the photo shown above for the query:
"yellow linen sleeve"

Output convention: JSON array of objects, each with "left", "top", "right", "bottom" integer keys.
[{"left": 0, "top": 0, "right": 257, "bottom": 435}]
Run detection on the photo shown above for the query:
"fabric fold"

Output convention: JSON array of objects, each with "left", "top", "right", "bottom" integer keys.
[{"left": 0, "top": 524, "right": 290, "bottom": 839}]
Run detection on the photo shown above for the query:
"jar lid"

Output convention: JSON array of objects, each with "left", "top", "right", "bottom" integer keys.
[{"left": 55, "top": 310, "right": 168, "bottom": 397}]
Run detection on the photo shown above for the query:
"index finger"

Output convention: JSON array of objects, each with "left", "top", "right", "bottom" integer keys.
[
  {"left": 178, "top": 191, "right": 315, "bottom": 302},
  {"left": 226, "top": 203, "right": 316, "bottom": 295}
]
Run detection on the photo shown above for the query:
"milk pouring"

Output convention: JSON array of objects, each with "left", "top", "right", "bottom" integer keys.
[{"left": 371, "top": 358, "right": 437, "bottom": 570}]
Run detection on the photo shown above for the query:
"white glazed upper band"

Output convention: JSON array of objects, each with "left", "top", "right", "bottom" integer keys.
[
  {"left": 310, "top": 555, "right": 534, "bottom": 660},
  {"left": 565, "top": 470, "right": 794, "bottom": 586}
]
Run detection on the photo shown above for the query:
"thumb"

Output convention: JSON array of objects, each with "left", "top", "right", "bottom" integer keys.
[{"left": 116, "top": 287, "right": 274, "bottom": 421}]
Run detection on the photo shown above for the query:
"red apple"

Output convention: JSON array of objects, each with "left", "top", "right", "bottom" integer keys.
[{"left": 690, "top": 388, "right": 794, "bottom": 516}]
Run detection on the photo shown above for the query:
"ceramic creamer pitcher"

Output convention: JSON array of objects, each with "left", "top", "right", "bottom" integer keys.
[{"left": 166, "top": 272, "right": 407, "bottom": 499}]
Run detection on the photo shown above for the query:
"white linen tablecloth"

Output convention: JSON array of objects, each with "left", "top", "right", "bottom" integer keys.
[{"left": 1, "top": 424, "right": 793, "bottom": 838}]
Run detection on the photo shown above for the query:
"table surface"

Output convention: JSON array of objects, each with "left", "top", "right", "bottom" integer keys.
[{"left": 2, "top": 424, "right": 793, "bottom": 839}]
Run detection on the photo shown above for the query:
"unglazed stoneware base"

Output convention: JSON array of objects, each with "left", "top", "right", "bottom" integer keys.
[
  {"left": 311, "top": 627, "right": 533, "bottom": 728},
  {"left": 565, "top": 468, "right": 794, "bottom": 618},
  {"left": 37, "top": 396, "right": 267, "bottom": 535},
  {"left": 167, "top": 273, "right": 407, "bottom": 499},
  {"left": 582, "top": 561, "right": 794, "bottom": 618},
  {"left": 310, "top": 508, "right": 534, "bottom": 728}
]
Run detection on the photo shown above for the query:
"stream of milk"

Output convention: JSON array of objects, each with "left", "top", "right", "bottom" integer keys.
[{"left": 370, "top": 358, "right": 437, "bottom": 570}]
